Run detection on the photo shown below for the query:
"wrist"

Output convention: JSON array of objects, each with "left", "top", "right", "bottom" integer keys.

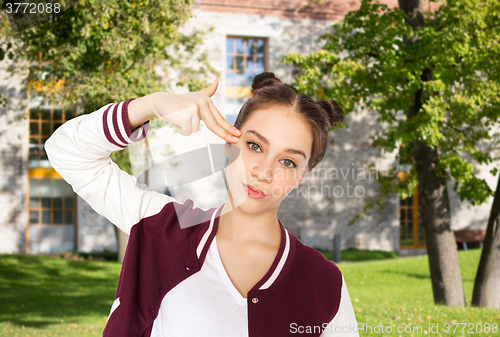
[
  {"left": 147, "top": 91, "right": 174, "bottom": 120},
  {"left": 128, "top": 94, "right": 157, "bottom": 130}
]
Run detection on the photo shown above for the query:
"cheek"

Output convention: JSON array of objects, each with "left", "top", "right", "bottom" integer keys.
[
  {"left": 231, "top": 145, "right": 255, "bottom": 171},
  {"left": 283, "top": 176, "right": 299, "bottom": 189},
  {"left": 271, "top": 172, "right": 300, "bottom": 197},
  {"left": 226, "top": 144, "right": 248, "bottom": 178}
]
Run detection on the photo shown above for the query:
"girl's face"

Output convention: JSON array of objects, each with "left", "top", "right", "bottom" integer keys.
[{"left": 224, "top": 105, "right": 313, "bottom": 214}]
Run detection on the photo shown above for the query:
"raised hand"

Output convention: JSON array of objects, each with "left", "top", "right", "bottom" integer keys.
[{"left": 150, "top": 79, "right": 242, "bottom": 143}]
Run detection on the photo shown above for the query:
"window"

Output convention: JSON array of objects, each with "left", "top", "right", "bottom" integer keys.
[
  {"left": 28, "top": 177, "right": 76, "bottom": 254},
  {"left": 26, "top": 58, "right": 77, "bottom": 254},
  {"left": 225, "top": 36, "right": 267, "bottom": 125},
  {"left": 397, "top": 112, "right": 425, "bottom": 249},
  {"left": 398, "top": 171, "right": 425, "bottom": 249},
  {"left": 28, "top": 91, "right": 76, "bottom": 168}
]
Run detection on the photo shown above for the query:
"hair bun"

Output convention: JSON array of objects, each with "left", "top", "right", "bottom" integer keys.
[
  {"left": 251, "top": 72, "right": 283, "bottom": 95},
  {"left": 316, "top": 99, "right": 343, "bottom": 128}
]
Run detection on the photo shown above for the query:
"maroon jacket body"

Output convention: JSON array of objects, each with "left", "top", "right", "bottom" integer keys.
[{"left": 103, "top": 200, "right": 343, "bottom": 337}]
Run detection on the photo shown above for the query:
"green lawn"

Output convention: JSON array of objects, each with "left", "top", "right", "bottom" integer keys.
[
  {"left": 339, "top": 249, "right": 499, "bottom": 336},
  {"left": 0, "top": 249, "right": 498, "bottom": 336},
  {"left": 0, "top": 254, "right": 121, "bottom": 337}
]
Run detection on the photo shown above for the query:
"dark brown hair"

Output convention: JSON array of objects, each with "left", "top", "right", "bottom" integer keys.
[{"left": 233, "top": 72, "right": 343, "bottom": 171}]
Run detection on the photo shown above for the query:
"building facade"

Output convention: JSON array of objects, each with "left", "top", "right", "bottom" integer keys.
[{"left": 0, "top": 0, "right": 495, "bottom": 256}]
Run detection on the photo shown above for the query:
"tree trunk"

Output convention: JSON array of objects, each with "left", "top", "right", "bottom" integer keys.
[
  {"left": 412, "top": 134, "right": 465, "bottom": 306},
  {"left": 398, "top": 0, "right": 425, "bottom": 35},
  {"left": 471, "top": 175, "right": 500, "bottom": 308},
  {"left": 399, "top": 0, "right": 465, "bottom": 306}
]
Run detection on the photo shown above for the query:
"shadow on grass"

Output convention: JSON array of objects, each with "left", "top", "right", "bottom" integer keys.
[
  {"left": 0, "top": 254, "right": 121, "bottom": 328},
  {"left": 379, "top": 269, "right": 430, "bottom": 280}
]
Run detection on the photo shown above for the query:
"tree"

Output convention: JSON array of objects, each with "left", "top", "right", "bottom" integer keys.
[
  {"left": 472, "top": 116, "right": 500, "bottom": 309},
  {"left": 281, "top": 0, "right": 500, "bottom": 306},
  {"left": 396, "top": 0, "right": 464, "bottom": 308},
  {"left": 0, "top": 0, "right": 219, "bottom": 261},
  {"left": 472, "top": 168, "right": 500, "bottom": 309}
]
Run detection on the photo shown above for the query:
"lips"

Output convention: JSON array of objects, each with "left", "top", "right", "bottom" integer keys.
[{"left": 242, "top": 182, "right": 268, "bottom": 198}]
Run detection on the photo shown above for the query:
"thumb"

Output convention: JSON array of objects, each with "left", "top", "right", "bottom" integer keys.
[{"left": 196, "top": 79, "right": 218, "bottom": 97}]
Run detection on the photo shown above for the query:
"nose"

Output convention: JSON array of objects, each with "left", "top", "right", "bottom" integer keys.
[{"left": 251, "top": 164, "right": 272, "bottom": 183}]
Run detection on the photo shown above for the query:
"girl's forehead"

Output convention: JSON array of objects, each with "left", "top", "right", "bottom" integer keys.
[
  {"left": 241, "top": 111, "right": 312, "bottom": 158},
  {"left": 243, "top": 107, "right": 306, "bottom": 128}
]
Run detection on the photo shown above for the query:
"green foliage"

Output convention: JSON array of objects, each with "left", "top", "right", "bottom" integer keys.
[
  {"left": 59, "top": 248, "right": 118, "bottom": 261},
  {"left": 110, "top": 146, "right": 133, "bottom": 175},
  {"left": 281, "top": 0, "right": 500, "bottom": 224},
  {"left": 3, "top": 0, "right": 203, "bottom": 111},
  {"left": 317, "top": 247, "right": 399, "bottom": 261}
]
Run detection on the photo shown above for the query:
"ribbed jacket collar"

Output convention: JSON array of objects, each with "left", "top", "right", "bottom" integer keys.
[{"left": 195, "top": 203, "right": 297, "bottom": 295}]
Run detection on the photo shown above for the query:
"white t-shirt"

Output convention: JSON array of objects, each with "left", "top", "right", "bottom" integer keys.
[
  {"left": 150, "top": 236, "right": 358, "bottom": 337},
  {"left": 150, "top": 237, "right": 248, "bottom": 337}
]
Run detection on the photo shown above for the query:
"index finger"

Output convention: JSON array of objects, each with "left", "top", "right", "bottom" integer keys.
[
  {"left": 199, "top": 99, "right": 240, "bottom": 143},
  {"left": 205, "top": 97, "right": 242, "bottom": 137}
]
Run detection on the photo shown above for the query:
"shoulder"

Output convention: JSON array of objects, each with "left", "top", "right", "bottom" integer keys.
[{"left": 131, "top": 198, "right": 218, "bottom": 241}]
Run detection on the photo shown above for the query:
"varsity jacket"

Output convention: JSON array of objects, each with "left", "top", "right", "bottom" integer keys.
[{"left": 44, "top": 99, "right": 360, "bottom": 337}]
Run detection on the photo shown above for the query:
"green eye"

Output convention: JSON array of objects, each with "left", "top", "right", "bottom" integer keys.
[
  {"left": 247, "top": 142, "right": 298, "bottom": 168},
  {"left": 247, "top": 141, "right": 261, "bottom": 152},
  {"left": 281, "top": 159, "right": 298, "bottom": 168}
]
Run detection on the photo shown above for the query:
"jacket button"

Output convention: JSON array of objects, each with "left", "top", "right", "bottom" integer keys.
[
  {"left": 185, "top": 261, "right": 194, "bottom": 271},
  {"left": 252, "top": 297, "right": 258, "bottom": 303},
  {"left": 158, "top": 287, "right": 163, "bottom": 296},
  {"left": 148, "top": 307, "right": 155, "bottom": 317}
]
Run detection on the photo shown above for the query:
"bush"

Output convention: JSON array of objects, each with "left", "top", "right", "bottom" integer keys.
[
  {"left": 317, "top": 248, "right": 399, "bottom": 262},
  {"left": 57, "top": 249, "right": 118, "bottom": 261}
]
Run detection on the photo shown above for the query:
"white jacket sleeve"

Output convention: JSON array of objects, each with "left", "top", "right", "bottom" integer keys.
[
  {"left": 44, "top": 99, "right": 176, "bottom": 235},
  {"left": 320, "top": 275, "right": 360, "bottom": 336}
]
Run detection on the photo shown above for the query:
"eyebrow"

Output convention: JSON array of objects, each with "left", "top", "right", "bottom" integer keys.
[{"left": 245, "top": 130, "right": 307, "bottom": 160}]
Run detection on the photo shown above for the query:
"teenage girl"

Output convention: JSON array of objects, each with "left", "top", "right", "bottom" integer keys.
[{"left": 45, "top": 72, "right": 359, "bottom": 336}]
